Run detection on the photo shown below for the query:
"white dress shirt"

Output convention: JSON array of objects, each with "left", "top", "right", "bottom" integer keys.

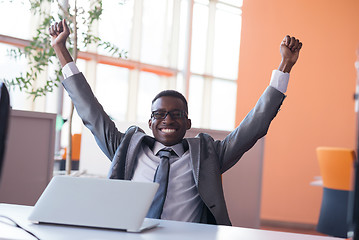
[{"left": 132, "top": 142, "right": 203, "bottom": 222}]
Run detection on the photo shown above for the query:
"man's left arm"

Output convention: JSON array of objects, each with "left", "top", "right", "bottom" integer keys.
[{"left": 218, "top": 35, "right": 302, "bottom": 173}]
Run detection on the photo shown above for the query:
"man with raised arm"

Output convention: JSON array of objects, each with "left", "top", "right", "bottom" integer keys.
[{"left": 49, "top": 19, "right": 302, "bottom": 225}]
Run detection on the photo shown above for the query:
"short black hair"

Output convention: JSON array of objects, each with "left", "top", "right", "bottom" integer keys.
[{"left": 152, "top": 90, "right": 188, "bottom": 113}]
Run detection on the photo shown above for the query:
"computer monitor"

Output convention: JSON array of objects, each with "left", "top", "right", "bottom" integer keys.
[{"left": 0, "top": 82, "right": 10, "bottom": 183}]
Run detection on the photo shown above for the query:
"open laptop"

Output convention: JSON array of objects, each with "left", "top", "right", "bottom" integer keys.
[{"left": 28, "top": 176, "right": 160, "bottom": 232}]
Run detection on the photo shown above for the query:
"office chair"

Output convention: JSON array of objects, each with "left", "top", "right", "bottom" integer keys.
[
  {"left": 316, "top": 147, "right": 356, "bottom": 238},
  {"left": 0, "top": 82, "right": 10, "bottom": 183},
  {"left": 60, "top": 133, "right": 82, "bottom": 170}
]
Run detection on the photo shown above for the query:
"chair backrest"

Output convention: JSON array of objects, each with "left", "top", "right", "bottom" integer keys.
[
  {"left": 0, "top": 82, "right": 10, "bottom": 182},
  {"left": 316, "top": 147, "right": 356, "bottom": 191},
  {"left": 62, "top": 133, "right": 82, "bottom": 160}
]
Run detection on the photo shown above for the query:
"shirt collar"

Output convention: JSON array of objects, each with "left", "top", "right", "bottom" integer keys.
[{"left": 153, "top": 141, "right": 184, "bottom": 157}]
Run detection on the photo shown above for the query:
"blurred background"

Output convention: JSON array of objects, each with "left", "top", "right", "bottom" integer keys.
[{"left": 1, "top": 0, "right": 359, "bottom": 233}]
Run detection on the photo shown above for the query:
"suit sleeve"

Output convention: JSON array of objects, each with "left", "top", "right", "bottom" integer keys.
[
  {"left": 62, "top": 73, "right": 124, "bottom": 160},
  {"left": 217, "top": 86, "right": 286, "bottom": 173}
]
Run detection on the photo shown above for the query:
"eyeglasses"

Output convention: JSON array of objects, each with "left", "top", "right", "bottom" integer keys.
[{"left": 151, "top": 110, "right": 188, "bottom": 120}]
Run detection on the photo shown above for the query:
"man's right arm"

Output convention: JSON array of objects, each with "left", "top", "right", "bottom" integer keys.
[{"left": 49, "top": 19, "right": 124, "bottom": 160}]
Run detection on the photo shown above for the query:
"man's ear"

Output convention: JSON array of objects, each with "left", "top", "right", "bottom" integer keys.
[
  {"left": 148, "top": 119, "right": 152, "bottom": 129},
  {"left": 186, "top": 118, "right": 192, "bottom": 130}
]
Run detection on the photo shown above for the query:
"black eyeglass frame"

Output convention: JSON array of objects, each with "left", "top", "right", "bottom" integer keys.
[{"left": 151, "top": 110, "right": 188, "bottom": 120}]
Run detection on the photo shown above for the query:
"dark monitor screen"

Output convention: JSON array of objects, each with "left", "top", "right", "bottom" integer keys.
[{"left": 0, "top": 82, "right": 10, "bottom": 182}]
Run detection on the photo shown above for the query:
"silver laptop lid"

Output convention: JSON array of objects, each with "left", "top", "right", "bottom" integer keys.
[{"left": 28, "top": 176, "right": 159, "bottom": 231}]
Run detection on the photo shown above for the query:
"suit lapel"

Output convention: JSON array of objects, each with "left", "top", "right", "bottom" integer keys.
[
  {"left": 185, "top": 138, "right": 201, "bottom": 186},
  {"left": 125, "top": 132, "right": 155, "bottom": 179}
]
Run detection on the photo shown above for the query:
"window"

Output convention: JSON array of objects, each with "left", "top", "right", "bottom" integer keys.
[
  {"left": 191, "top": 2, "right": 209, "bottom": 75},
  {"left": 188, "top": 0, "right": 241, "bottom": 129},
  {"left": 0, "top": 1, "right": 31, "bottom": 39},
  {"left": 0, "top": 0, "right": 243, "bottom": 132},
  {"left": 0, "top": 43, "right": 28, "bottom": 110},
  {"left": 95, "top": 64, "right": 129, "bottom": 122},
  {"left": 188, "top": 75, "right": 204, "bottom": 127}
]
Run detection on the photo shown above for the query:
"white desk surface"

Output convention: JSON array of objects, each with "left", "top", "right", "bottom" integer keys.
[{"left": 0, "top": 204, "right": 341, "bottom": 240}]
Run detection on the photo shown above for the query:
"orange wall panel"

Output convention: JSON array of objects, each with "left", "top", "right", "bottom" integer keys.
[{"left": 236, "top": 0, "right": 359, "bottom": 224}]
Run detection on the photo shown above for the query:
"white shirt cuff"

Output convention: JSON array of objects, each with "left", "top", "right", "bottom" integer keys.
[
  {"left": 270, "top": 70, "right": 290, "bottom": 94},
  {"left": 62, "top": 62, "right": 80, "bottom": 79}
]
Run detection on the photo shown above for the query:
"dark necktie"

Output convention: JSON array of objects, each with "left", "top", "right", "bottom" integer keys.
[{"left": 146, "top": 149, "right": 172, "bottom": 219}]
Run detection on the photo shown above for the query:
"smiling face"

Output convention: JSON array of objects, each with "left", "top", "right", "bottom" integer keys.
[{"left": 149, "top": 96, "right": 191, "bottom": 146}]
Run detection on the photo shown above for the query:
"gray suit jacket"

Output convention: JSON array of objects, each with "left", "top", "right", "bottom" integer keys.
[{"left": 62, "top": 73, "right": 285, "bottom": 226}]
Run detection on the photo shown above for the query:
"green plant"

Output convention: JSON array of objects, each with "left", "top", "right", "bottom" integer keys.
[
  {"left": 3, "top": 0, "right": 127, "bottom": 174},
  {"left": 5, "top": 0, "right": 126, "bottom": 98}
]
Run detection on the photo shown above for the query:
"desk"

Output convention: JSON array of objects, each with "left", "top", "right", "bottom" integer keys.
[{"left": 0, "top": 204, "right": 341, "bottom": 240}]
